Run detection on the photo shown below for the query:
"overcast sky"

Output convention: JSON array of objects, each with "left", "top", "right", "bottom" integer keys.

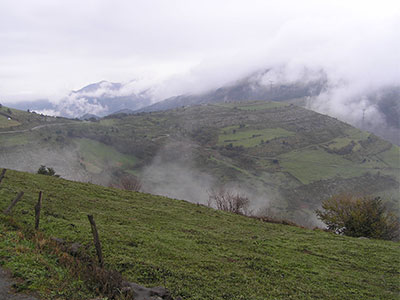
[{"left": 1, "top": 0, "right": 399, "bottom": 102}]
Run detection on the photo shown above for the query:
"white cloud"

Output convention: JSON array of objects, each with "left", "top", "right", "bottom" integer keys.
[
  {"left": 0, "top": 0, "right": 399, "bottom": 108},
  {"left": 56, "top": 95, "right": 109, "bottom": 117}
]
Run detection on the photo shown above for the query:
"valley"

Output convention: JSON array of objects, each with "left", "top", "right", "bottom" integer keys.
[
  {"left": 0, "top": 102, "right": 398, "bottom": 226},
  {"left": 1, "top": 2, "right": 399, "bottom": 299}
]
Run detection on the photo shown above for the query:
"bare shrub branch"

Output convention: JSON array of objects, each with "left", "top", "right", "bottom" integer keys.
[
  {"left": 110, "top": 174, "right": 142, "bottom": 192},
  {"left": 208, "top": 187, "right": 250, "bottom": 215}
]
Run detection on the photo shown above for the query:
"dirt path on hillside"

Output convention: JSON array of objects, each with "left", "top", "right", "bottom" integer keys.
[
  {"left": 0, "top": 123, "right": 70, "bottom": 135},
  {"left": 0, "top": 268, "right": 39, "bottom": 300}
]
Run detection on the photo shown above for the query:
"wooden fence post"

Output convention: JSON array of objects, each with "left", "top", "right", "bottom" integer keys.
[
  {"left": 3, "top": 191, "right": 24, "bottom": 215},
  {"left": 34, "top": 191, "right": 43, "bottom": 230},
  {"left": 87, "top": 214, "right": 104, "bottom": 268},
  {"left": 0, "top": 168, "right": 7, "bottom": 185}
]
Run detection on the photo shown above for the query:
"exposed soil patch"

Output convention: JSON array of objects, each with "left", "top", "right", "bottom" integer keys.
[{"left": 0, "top": 268, "right": 39, "bottom": 300}]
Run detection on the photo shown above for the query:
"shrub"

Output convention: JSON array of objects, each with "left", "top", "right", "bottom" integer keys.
[
  {"left": 208, "top": 187, "right": 250, "bottom": 215},
  {"left": 37, "top": 165, "right": 59, "bottom": 177},
  {"left": 110, "top": 174, "right": 142, "bottom": 192},
  {"left": 316, "top": 194, "right": 399, "bottom": 240}
]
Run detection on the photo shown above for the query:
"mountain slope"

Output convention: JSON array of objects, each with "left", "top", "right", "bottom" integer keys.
[
  {"left": 0, "top": 105, "right": 73, "bottom": 130},
  {"left": 137, "top": 69, "right": 327, "bottom": 113},
  {"left": 135, "top": 70, "right": 399, "bottom": 145},
  {"left": 0, "top": 169, "right": 399, "bottom": 299},
  {"left": 5, "top": 69, "right": 398, "bottom": 145},
  {"left": 0, "top": 102, "right": 398, "bottom": 225}
]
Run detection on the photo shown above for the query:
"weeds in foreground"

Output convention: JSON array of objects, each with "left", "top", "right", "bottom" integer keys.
[{"left": 0, "top": 216, "right": 134, "bottom": 300}]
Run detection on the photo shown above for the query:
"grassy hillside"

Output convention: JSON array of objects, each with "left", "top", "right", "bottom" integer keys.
[
  {"left": 0, "top": 169, "right": 399, "bottom": 299},
  {"left": 0, "top": 105, "right": 73, "bottom": 131},
  {"left": 0, "top": 102, "right": 399, "bottom": 225}
]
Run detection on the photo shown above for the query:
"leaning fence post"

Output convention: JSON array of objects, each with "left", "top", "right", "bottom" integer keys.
[
  {"left": 34, "top": 191, "right": 43, "bottom": 230},
  {"left": 3, "top": 191, "right": 24, "bottom": 215},
  {"left": 87, "top": 214, "right": 104, "bottom": 268},
  {"left": 0, "top": 168, "right": 7, "bottom": 185}
]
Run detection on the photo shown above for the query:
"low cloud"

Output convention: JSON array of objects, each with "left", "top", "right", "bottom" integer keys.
[
  {"left": 140, "top": 141, "right": 274, "bottom": 212},
  {"left": 2, "top": 1, "right": 399, "bottom": 103},
  {"left": 71, "top": 79, "right": 157, "bottom": 100},
  {"left": 140, "top": 142, "right": 214, "bottom": 204},
  {"left": 139, "top": 142, "right": 323, "bottom": 227},
  {"left": 57, "top": 95, "right": 109, "bottom": 118},
  {"left": 0, "top": 145, "right": 90, "bottom": 182}
]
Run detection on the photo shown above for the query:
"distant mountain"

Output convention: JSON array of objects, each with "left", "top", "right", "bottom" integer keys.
[
  {"left": 57, "top": 80, "right": 153, "bottom": 117},
  {"left": 5, "top": 80, "right": 154, "bottom": 118},
  {"left": 137, "top": 69, "right": 328, "bottom": 113},
  {"left": 73, "top": 80, "right": 122, "bottom": 93},
  {"left": 4, "top": 69, "right": 398, "bottom": 145},
  {"left": 79, "top": 113, "right": 100, "bottom": 121},
  {"left": 6, "top": 99, "right": 55, "bottom": 112},
  {"left": 108, "top": 108, "right": 136, "bottom": 116}
]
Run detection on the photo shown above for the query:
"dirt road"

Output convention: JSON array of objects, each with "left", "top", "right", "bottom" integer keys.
[
  {"left": 0, "top": 123, "right": 70, "bottom": 135},
  {"left": 0, "top": 268, "right": 39, "bottom": 300}
]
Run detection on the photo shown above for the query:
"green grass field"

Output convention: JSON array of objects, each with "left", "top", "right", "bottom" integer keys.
[
  {"left": 0, "top": 169, "right": 399, "bottom": 300},
  {"left": 218, "top": 126, "right": 295, "bottom": 148},
  {"left": 76, "top": 138, "right": 136, "bottom": 173},
  {"left": 214, "top": 101, "right": 288, "bottom": 111},
  {"left": 0, "top": 115, "right": 21, "bottom": 128},
  {"left": 278, "top": 148, "right": 386, "bottom": 184},
  {"left": 0, "top": 132, "right": 32, "bottom": 147},
  {"left": 345, "top": 127, "right": 370, "bottom": 140},
  {"left": 326, "top": 137, "right": 361, "bottom": 151},
  {"left": 236, "top": 101, "right": 289, "bottom": 110},
  {"left": 0, "top": 106, "right": 74, "bottom": 132},
  {"left": 378, "top": 145, "right": 400, "bottom": 167}
]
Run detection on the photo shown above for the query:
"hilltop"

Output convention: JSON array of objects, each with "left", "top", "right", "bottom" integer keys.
[
  {"left": 6, "top": 69, "right": 398, "bottom": 145},
  {"left": 0, "top": 169, "right": 399, "bottom": 299},
  {"left": 0, "top": 105, "right": 72, "bottom": 131},
  {"left": 0, "top": 102, "right": 398, "bottom": 225}
]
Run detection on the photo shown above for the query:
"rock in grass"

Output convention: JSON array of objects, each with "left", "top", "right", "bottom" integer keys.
[{"left": 122, "top": 281, "right": 175, "bottom": 300}]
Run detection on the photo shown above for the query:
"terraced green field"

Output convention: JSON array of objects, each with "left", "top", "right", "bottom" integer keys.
[
  {"left": 218, "top": 126, "right": 295, "bottom": 147},
  {"left": 278, "top": 147, "right": 386, "bottom": 184},
  {"left": 0, "top": 170, "right": 399, "bottom": 299},
  {"left": 216, "top": 101, "right": 288, "bottom": 111}
]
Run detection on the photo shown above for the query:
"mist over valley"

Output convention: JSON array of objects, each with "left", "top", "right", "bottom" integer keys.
[
  {"left": 1, "top": 100, "right": 398, "bottom": 228},
  {"left": 0, "top": 1, "right": 399, "bottom": 299}
]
